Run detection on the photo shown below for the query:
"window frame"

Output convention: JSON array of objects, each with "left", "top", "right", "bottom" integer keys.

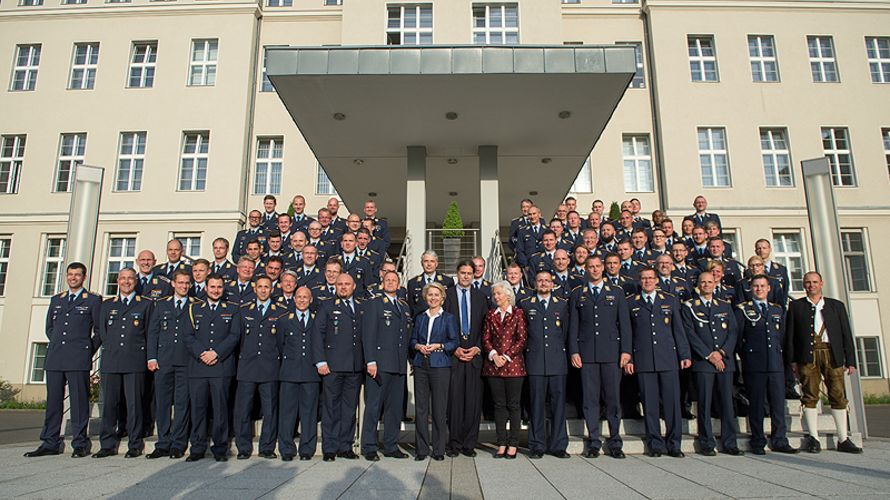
[
  {"left": 771, "top": 229, "right": 807, "bottom": 294},
  {"left": 128, "top": 41, "right": 158, "bottom": 89},
  {"left": 10, "top": 44, "right": 41, "bottom": 92},
  {"left": 856, "top": 336, "right": 884, "bottom": 378},
  {"left": 386, "top": 3, "right": 434, "bottom": 46},
  {"left": 471, "top": 3, "right": 520, "bottom": 46},
  {"left": 39, "top": 235, "right": 67, "bottom": 297},
  {"left": 173, "top": 233, "right": 202, "bottom": 260},
  {"left": 316, "top": 162, "right": 338, "bottom": 196},
  {"left": 253, "top": 136, "right": 283, "bottom": 195},
  {"left": 748, "top": 34, "right": 779, "bottom": 83},
  {"left": 0, "top": 134, "right": 26, "bottom": 195},
  {"left": 687, "top": 35, "right": 719, "bottom": 82},
  {"left": 54, "top": 133, "right": 87, "bottom": 193},
  {"left": 622, "top": 134, "right": 654, "bottom": 193},
  {"left": 808, "top": 35, "right": 840, "bottom": 83},
  {"left": 569, "top": 157, "right": 592, "bottom": 194},
  {"left": 104, "top": 234, "right": 137, "bottom": 296},
  {"left": 616, "top": 41, "right": 645, "bottom": 88},
  {"left": 697, "top": 127, "right": 732, "bottom": 187},
  {"left": 29, "top": 342, "right": 48, "bottom": 384},
  {"left": 0, "top": 236, "right": 11, "bottom": 296},
  {"left": 866, "top": 36, "right": 890, "bottom": 84},
  {"left": 840, "top": 228, "right": 873, "bottom": 292},
  {"left": 821, "top": 127, "right": 857, "bottom": 187},
  {"left": 68, "top": 42, "right": 100, "bottom": 90},
  {"left": 114, "top": 131, "right": 146, "bottom": 192},
  {"left": 760, "top": 127, "right": 794, "bottom": 188},
  {"left": 188, "top": 38, "right": 218, "bottom": 87},
  {"left": 177, "top": 131, "right": 209, "bottom": 192}
]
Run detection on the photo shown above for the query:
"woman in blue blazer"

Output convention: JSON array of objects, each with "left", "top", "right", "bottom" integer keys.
[{"left": 410, "top": 281, "right": 459, "bottom": 461}]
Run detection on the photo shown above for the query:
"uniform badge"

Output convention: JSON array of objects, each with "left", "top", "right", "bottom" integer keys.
[
  {"left": 82, "top": 292, "right": 88, "bottom": 299},
  {"left": 134, "top": 320, "right": 140, "bottom": 326},
  {"left": 555, "top": 319, "right": 561, "bottom": 327},
  {"left": 721, "top": 322, "right": 727, "bottom": 329},
  {"left": 271, "top": 327, "right": 276, "bottom": 335}
]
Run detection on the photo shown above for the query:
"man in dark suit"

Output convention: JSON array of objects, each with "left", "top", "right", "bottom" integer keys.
[
  {"left": 444, "top": 261, "right": 489, "bottom": 457},
  {"left": 360, "top": 271, "right": 412, "bottom": 460},
  {"left": 25, "top": 262, "right": 101, "bottom": 458},
  {"left": 786, "top": 271, "right": 862, "bottom": 454}
]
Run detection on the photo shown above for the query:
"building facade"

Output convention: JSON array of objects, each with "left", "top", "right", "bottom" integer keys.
[{"left": 0, "top": 0, "right": 888, "bottom": 400}]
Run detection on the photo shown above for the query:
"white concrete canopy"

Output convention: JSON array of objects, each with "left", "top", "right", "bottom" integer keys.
[{"left": 266, "top": 45, "right": 636, "bottom": 228}]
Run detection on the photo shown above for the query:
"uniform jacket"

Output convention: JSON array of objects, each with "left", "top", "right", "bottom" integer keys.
[
  {"left": 407, "top": 272, "right": 454, "bottom": 316},
  {"left": 147, "top": 296, "right": 199, "bottom": 367},
  {"left": 136, "top": 273, "right": 172, "bottom": 301},
  {"left": 734, "top": 301, "right": 786, "bottom": 373},
  {"left": 362, "top": 294, "right": 412, "bottom": 374},
  {"left": 225, "top": 279, "right": 257, "bottom": 305},
  {"left": 45, "top": 290, "right": 102, "bottom": 371},
  {"left": 277, "top": 309, "right": 321, "bottom": 383},
  {"left": 151, "top": 260, "right": 192, "bottom": 281},
  {"left": 627, "top": 292, "right": 691, "bottom": 372},
  {"left": 97, "top": 295, "right": 153, "bottom": 373},
  {"left": 185, "top": 300, "right": 241, "bottom": 378},
  {"left": 520, "top": 295, "right": 569, "bottom": 376},
  {"left": 312, "top": 296, "right": 365, "bottom": 372},
  {"left": 236, "top": 301, "right": 286, "bottom": 382},
  {"left": 568, "top": 283, "right": 631, "bottom": 363},
  {"left": 233, "top": 227, "right": 266, "bottom": 261},
  {"left": 681, "top": 297, "right": 737, "bottom": 373},
  {"left": 656, "top": 275, "right": 691, "bottom": 302}
]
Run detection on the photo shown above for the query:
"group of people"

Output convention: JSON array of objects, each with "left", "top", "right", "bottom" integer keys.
[{"left": 24, "top": 193, "right": 863, "bottom": 463}]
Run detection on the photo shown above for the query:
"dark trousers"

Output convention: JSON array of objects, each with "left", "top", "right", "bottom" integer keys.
[
  {"left": 487, "top": 376, "right": 523, "bottom": 448},
  {"left": 637, "top": 371, "right": 682, "bottom": 453},
  {"left": 188, "top": 376, "right": 232, "bottom": 457},
  {"left": 234, "top": 380, "right": 279, "bottom": 454},
  {"left": 321, "top": 371, "right": 361, "bottom": 454},
  {"left": 528, "top": 374, "right": 568, "bottom": 453},
  {"left": 745, "top": 371, "right": 789, "bottom": 450},
  {"left": 447, "top": 360, "right": 483, "bottom": 452},
  {"left": 566, "top": 366, "right": 584, "bottom": 418},
  {"left": 414, "top": 364, "right": 450, "bottom": 457},
  {"left": 41, "top": 370, "right": 91, "bottom": 452},
  {"left": 695, "top": 370, "right": 738, "bottom": 451},
  {"left": 153, "top": 365, "right": 190, "bottom": 451},
  {"left": 581, "top": 363, "right": 623, "bottom": 451},
  {"left": 100, "top": 372, "right": 145, "bottom": 451},
  {"left": 142, "top": 371, "right": 156, "bottom": 437},
  {"left": 278, "top": 381, "right": 319, "bottom": 457},
  {"left": 620, "top": 373, "right": 641, "bottom": 417},
  {"left": 361, "top": 371, "right": 405, "bottom": 454}
]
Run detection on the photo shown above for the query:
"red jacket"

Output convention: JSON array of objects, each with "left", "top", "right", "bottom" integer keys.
[{"left": 482, "top": 307, "right": 527, "bottom": 377}]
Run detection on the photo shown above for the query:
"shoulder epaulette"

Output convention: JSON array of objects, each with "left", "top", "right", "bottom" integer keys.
[
  {"left": 571, "top": 284, "right": 583, "bottom": 291},
  {"left": 161, "top": 295, "right": 174, "bottom": 302},
  {"left": 104, "top": 296, "right": 116, "bottom": 303},
  {"left": 242, "top": 302, "right": 253, "bottom": 309}
]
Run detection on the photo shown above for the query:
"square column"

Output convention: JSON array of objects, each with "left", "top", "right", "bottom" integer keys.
[
  {"left": 479, "top": 145, "right": 500, "bottom": 268},
  {"left": 406, "top": 146, "right": 427, "bottom": 279}
]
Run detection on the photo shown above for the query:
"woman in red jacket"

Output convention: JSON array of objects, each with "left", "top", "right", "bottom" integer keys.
[{"left": 482, "top": 281, "right": 528, "bottom": 459}]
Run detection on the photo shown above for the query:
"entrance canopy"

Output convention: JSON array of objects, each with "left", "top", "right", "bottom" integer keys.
[{"left": 266, "top": 45, "right": 635, "bottom": 229}]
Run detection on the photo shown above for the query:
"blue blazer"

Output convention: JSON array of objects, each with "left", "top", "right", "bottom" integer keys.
[{"left": 410, "top": 310, "right": 459, "bottom": 368}]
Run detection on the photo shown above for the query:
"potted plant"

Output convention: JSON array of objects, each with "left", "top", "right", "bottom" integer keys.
[{"left": 441, "top": 202, "right": 464, "bottom": 264}]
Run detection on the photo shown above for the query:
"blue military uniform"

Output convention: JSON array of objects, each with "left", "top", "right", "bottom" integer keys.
[
  {"left": 657, "top": 275, "right": 692, "bottom": 302},
  {"left": 371, "top": 217, "right": 391, "bottom": 250},
  {"left": 526, "top": 251, "right": 556, "bottom": 285},
  {"left": 233, "top": 227, "right": 266, "bottom": 261},
  {"left": 521, "top": 294, "right": 571, "bottom": 455},
  {"left": 151, "top": 260, "right": 192, "bottom": 281},
  {"left": 736, "top": 276, "right": 785, "bottom": 311},
  {"left": 696, "top": 256, "right": 743, "bottom": 288},
  {"left": 516, "top": 224, "right": 545, "bottom": 267},
  {"left": 277, "top": 308, "right": 322, "bottom": 458},
  {"left": 190, "top": 281, "right": 208, "bottom": 301},
  {"left": 684, "top": 212, "right": 722, "bottom": 231},
  {"left": 407, "top": 273, "right": 454, "bottom": 316},
  {"left": 356, "top": 248, "right": 383, "bottom": 281},
  {"left": 340, "top": 253, "right": 372, "bottom": 293},
  {"left": 305, "top": 239, "right": 331, "bottom": 265},
  {"left": 605, "top": 273, "right": 639, "bottom": 297},
  {"left": 225, "top": 279, "right": 257, "bottom": 305},
  {"left": 210, "top": 259, "right": 237, "bottom": 281},
  {"left": 260, "top": 211, "right": 279, "bottom": 232},
  {"left": 295, "top": 265, "right": 325, "bottom": 290},
  {"left": 136, "top": 273, "right": 172, "bottom": 301},
  {"left": 290, "top": 213, "right": 314, "bottom": 235},
  {"left": 508, "top": 215, "right": 529, "bottom": 252}
]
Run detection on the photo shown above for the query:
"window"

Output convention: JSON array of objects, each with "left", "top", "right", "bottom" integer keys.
[
  {"left": 697, "top": 127, "right": 731, "bottom": 187},
  {"left": 11, "top": 44, "right": 41, "bottom": 91},
  {"left": 760, "top": 128, "right": 793, "bottom": 187},
  {"left": 178, "top": 131, "right": 208, "bottom": 191},
  {"left": 612, "top": 0, "right": 639, "bottom": 3},
  {"left": 175, "top": 233, "right": 201, "bottom": 259},
  {"left": 254, "top": 137, "right": 282, "bottom": 195},
  {"left": 115, "top": 132, "right": 146, "bottom": 192},
  {"left": 856, "top": 337, "right": 883, "bottom": 378},
  {"left": 866, "top": 37, "right": 890, "bottom": 83},
  {"left": 324, "top": 0, "right": 342, "bottom": 4},
  {"left": 54, "top": 133, "right": 86, "bottom": 193},
  {"left": 821, "top": 127, "right": 856, "bottom": 187},
  {"left": 268, "top": 0, "right": 292, "bottom": 5},
  {"left": 562, "top": 0, "right": 580, "bottom": 3},
  {"left": 617, "top": 42, "right": 645, "bottom": 88},
  {"left": 688, "top": 35, "right": 718, "bottom": 82},
  {"left": 63, "top": 0, "right": 87, "bottom": 4},
  {"left": 0, "top": 135, "right": 25, "bottom": 194},
  {"left": 189, "top": 39, "right": 218, "bottom": 86},
  {"left": 883, "top": 128, "right": 890, "bottom": 177},
  {"left": 841, "top": 229, "right": 871, "bottom": 291},
  {"left": 622, "top": 134, "right": 653, "bottom": 192},
  {"left": 19, "top": 0, "right": 43, "bottom": 6},
  {"left": 0, "top": 237, "right": 10, "bottom": 296},
  {"left": 721, "top": 228, "right": 738, "bottom": 260},
  {"left": 40, "top": 236, "right": 66, "bottom": 297},
  {"left": 316, "top": 163, "right": 337, "bottom": 195},
  {"left": 472, "top": 3, "right": 519, "bottom": 45},
  {"left": 570, "top": 158, "right": 592, "bottom": 193},
  {"left": 128, "top": 41, "right": 157, "bottom": 88},
  {"left": 105, "top": 236, "right": 136, "bottom": 296},
  {"left": 69, "top": 42, "right": 99, "bottom": 90},
  {"left": 30, "top": 343, "right": 48, "bottom": 384},
  {"left": 808, "top": 35, "right": 839, "bottom": 82},
  {"left": 748, "top": 35, "right": 779, "bottom": 82},
  {"left": 107, "top": 0, "right": 131, "bottom": 3},
  {"left": 771, "top": 231, "right": 805, "bottom": 293},
  {"left": 387, "top": 4, "right": 433, "bottom": 46}
]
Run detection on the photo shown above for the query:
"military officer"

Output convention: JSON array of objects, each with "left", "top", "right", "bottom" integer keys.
[
  {"left": 703, "top": 221, "right": 734, "bottom": 259},
  {"left": 152, "top": 239, "right": 192, "bottom": 280},
  {"left": 689, "top": 226, "right": 710, "bottom": 259},
  {"left": 260, "top": 194, "right": 280, "bottom": 231},
  {"left": 210, "top": 237, "right": 237, "bottom": 281},
  {"left": 233, "top": 210, "right": 266, "bottom": 261},
  {"left": 504, "top": 263, "right": 533, "bottom": 303},
  {"left": 25, "top": 262, "right": 101, "bottom": 458},
  {"left": 317, "top": 208, "right": 343, "bottom": 246},
  {"left": 706, "top": 261, "right": 738, "bottom": 307},
  {"left": 697, "top": 238, "right": 742, "bottom": 288},
  {"left": 312, "top": 258, "right": 342, "bottom": 304},
  {"left": 290, "top": 194, "right": 314, "bottom": 234},
  {"left": 146, "top": 269, "right": 196, "bottom": 459},
  {"left": 655, "top": 254, "right": 691, "bottom": 302},
  {"left": 570, "top": 245, "right": 589, "bottom": 279},
  {"left": 670, "top": 241, "right": 699, "bottom": 284},
  {"left": 226, "top": 257, "right": 258, "bottom": 305},
  {"left": 614, "top": 211, "right": 635, "bottom": 242},
  {"left": 754, "top": 238, "right": 790, "bottom": 301},
  {"left": 275, "top": 213, "right": 295, "bottom": 248},
  {"left": 94, "top": 268, "right": 153, "bottom": 458},
  {"left": 285, "top": 231, "right": 307, "bottom": 271},
  {"left": 190, "top": 259, "right": 210, "bottom": 301},
  {"left": 362, "top": 199, "right": 391, "bottom": 249},
  {"left": 360, "top": 271, "right": 412, "bottom": 460},
  {"left": 508, "top": 199, "right": 533, "bottom": 252},
  {"left": 407, "top": 250, "right": 454, "bottom": 316},
  {"left": 681, "top": 271, "right": 743, "bottom": 456},
  {"left": 599, "top": 224, "right": 619, "bottom": 254},
  {"left": 275, "top": 271, "right": 299, "bottom": 312},
  {"left": 243, "top": 240, "right": 267, "bottom": 277},
  {"left": 522, "top": 271, "right": 571, "bottom": 459},
  {"left": 261, "top": 231, "right": 288, "bottom": 266},
  {"left": 737, "top": 256, "right": 785, "bottom": 308},
  {"left": 470, "top": 256, "right": 493, "bottom": 301},
  {"left": 361, "top": 218, "right": 390, "bottom": 257},
  {"left": 630, "top": 229, "right": 657, "bottom": 266},
  {"left": 515, "top": 206, "right": 545, "bottom": 267},
  {"left": 356, "top": 228, "right": 383, "bottom": 281},
  {"left": 569, "top": 255, "right": 631, "bottom": 459},
  {"left": 296, "top": 245, "right": 325, "bottom": 290},
  {"left": 364, "top": 260, "right": 407, "bottom": 301},
  {"left": 339, "top": 231, "right": 372, "bottom": 293},
  {"left": 625, "top": 267, "right": 692, "bottom": 457},
  {"left": 562, "top": 211, "right": 584, "bottom": 249},
  {"left": 616, "top": 240, "right": 644, "bottom": 282},
  {"left": 649, "top": 228, "right": 671, "bottom": 257},
  {"left": 326, "top": 197, "right": 348, "bottom": 233},
  {"left": 551, "top": 249, "right": 577, "bottom": 299},
  {"left": 234, "top": 276, "right": 285, "bottom": 459},
  {"left": 604, "top": 251, "right": 639, "bottom": 297},
  {"left": 526, "top": 230, "right": 559, "bottom": 284},
  {"left": 135, "top": 250, "right": 172, "bottom": 300},
  {"left": 277, "top": 287, "right": 322, "bottom": 461},
  {"left": 184, "top": 274, "right": 241, "bottom": 462},
  {"left": 734, "top": 275, "right": 798, "bottom": 455},
  {"left": 684, "top": 195, "right": 723, "bottom": 231}
]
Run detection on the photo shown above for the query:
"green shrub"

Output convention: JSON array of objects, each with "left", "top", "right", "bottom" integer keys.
[
  {"left": 863, "top": 393, "right": 890, "bottom": 405},
  {"left": 0, "top": 378, "right": 21, "bottom": 405},
  {"left": 608, "top": 201, "right": 621, "bottom": 221},
  {"left": 0, "top": 400, "right": 46, "bottom": 410},
  {"left": 442, "top": 202, "right": 465, "bottom": 238}
]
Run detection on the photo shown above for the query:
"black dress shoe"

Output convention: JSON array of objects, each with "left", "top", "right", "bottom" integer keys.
[
  {"left": 772, "top": 444, "right": 798, "bottom": 454},
  {"left": 414, "top": 454, "right": 427, "bottom": 461},
  {"left": 529, "top": 451, "right": 544, "bottom": 459},
  {"left": 338, "top": 450, "right": 359, "bottom": 459},
  {"left": 125, "top": 449, "right": 142, "bottom": 458},
  {"left": 493, "top": 450, "right": 506, "bottom": 459},
  {"left": 802, "top": 435, "right": 822, "bottom": 454},
  {"left": 668, "top": 450, "right": 685, "bottom": 458},
  {"left": 185, "top": 454, "right": 203, "bottom": 462},
  {"left": 608, "top": 448, "right": 626, "bottom": 459},
  {"left": 750, "top": 448, "right": 766, "bottom": 455},
  {"left": 461, "top": 449, "right": 477, "bottom": 458},
  {"left": 364, "top": 452, "right": 380, "bottom": 462},
  {"left": 681, "top": 410, "right": 696, "bottom": 420},
  {"left": 214, "top": 454, "right": 228, "bottom": 462},
  {"left": 237, "top": 452, "right": 251, "bottom": 460},
  {"left": 323, "top": 453, "right": 336, "bottom": 462},
  {"left": 281, "top": 454, "right": 294, "bottom": 462},
  {"left": 645, "top": 450, "right": 662, "bottom": 458},
  {"left": 723, "top": 448, "right": 744, "bottom": 456},
  {"left": 581, "top": 448, "right": 599, "bottom": 458},
  {"left": 505, "top": 451, "right": 518, "bottom": 460},
  {"left": 146, "top": 449, "right": 169, "bottom": 459},
  {"left": 836, "top": 439, "right": 863, "bottom": 454},
  {"left": 698, "top": 448, "right": 716, "bottom": 457},
  {"left": 550, "top": 450, "right": 571, "bottom": 459},
  {"left": 446, "top": 450, "right": 460, "bottom": 458},
  {"left": 92, "top": 448, "right": 117, "bottom": 458},
  {"left": 170, "top": 449, "right": 184, "bottom": 459},
  {"left": 432, "top": 454, "right": 445, "bottom": 461},
  {"left": 71, "top": 448, "right": 89, "bottom": 458},
  {"left": 300, "top": 454, "right": 313, "bottom": 461},
  {"left": 383, "top": 450, "right": 409, "bottom": 459},
  {"left": 24, "top": 447, "right": 61, "bottom": 457},
  {"left": 259, "top": 451, "right": 277, "bottom": 459}
]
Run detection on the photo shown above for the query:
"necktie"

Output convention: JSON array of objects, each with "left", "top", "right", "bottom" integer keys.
[
  {"left": 592, "top": 286, "right": 599, "bottom": 301},
  {"left": 611, "top": 277, "right": 618, "bottom": 285},
  {"left": 646, "top": 295, "right": 653, "bottom": 307},
  {"left": 258, "top": 303, "right": 265, "bottom": 316},
  {"left": 168, "top": 264, "right": 175, "bottom": 276},
  {"left": 704, "top": 301, "right": 711, "bottom": 314},
  {"left": 427, "top": 277, "right": 432, "bottom": 284},
  {"left": 176, "top": 300, "right": 183, "bottom": 313},
  {"left": 663, "top": 278, "right": 670, "bottom": 287},
  {"left": 141, "top": 276, "right": 148, "bottom": 288},
  {"left": 122, "top": 297, "right": 129, "bottom": 307},
  {"left": 760, "top": 302, "right": 768, "bottom": 317},
  {"left": 623, "top": 262, "right": 630, "bottom": 272},
  {"left": 68, "top": 293, "right": 75, "bottom": 304},
  {"left": 328, "top": 285, "right": 334, "bottom": 295},
  {"left": 196, "top": 285, "right": 203, "bottom": 294},
  {"left": 348, "top": 300, "right": 354, "bottom": 314},
  {"left": 392, "top": 298, "right": 400, "bottom": 316},
  {"left": 239, "top": 283, "right": 246, "bottom": 294},
  {"left": 345, "top": 256, "right": 351, "bottom": 267},
  {"left": 461, "top": 289, "right": 470, "bottom": 334},
  {"left": 542, "top": 298, "right": 548, "bottom": 311},
  {"left": 211, "top": 303, "right": 217, "bottom": 312},
  {"left": 213, "top": 263, "right": 220, "bottom": 273},
  {"left": 300, "top": 312, "right": 307, "bottom": 328},
  {"left": 473, "top": 281, "right": 479, "bottom": 289}
]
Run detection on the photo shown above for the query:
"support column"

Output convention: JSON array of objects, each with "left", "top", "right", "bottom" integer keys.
[
  {"left": 479, "top": 146, "right": 500, "bottom": 271},
  {"left": 406, "top": 146, "right": 427, "bottom": 280}
]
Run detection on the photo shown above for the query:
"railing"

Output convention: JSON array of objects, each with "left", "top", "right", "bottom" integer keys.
[
  {"left": 486, "top": 229, "right": 507, "bottom": 282},
  {"left": 395, "top": 230, "right": 413, "bottom": 285},
  {"left": 425, "top": 228, "right": 479, "bottom": 272}
]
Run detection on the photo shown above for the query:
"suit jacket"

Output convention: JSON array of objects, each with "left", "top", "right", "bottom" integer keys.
[
  {"left": 277, "top": 309, "right": 322, "bottom": 383},
  {"left": 45, "top": 290, "right": 102, "bottom": 372},
  {"left": 482, "top": 307, "right": 527, "bottom": 377},
  {"left": 362, "top": 294, "right": 412, "bottom": 374},
  {"left": 785, "top": 296, "right": 856, "bottom": 368},
  {"left": 410, "top": 310, "right": 459, "bottom": 368},
  {"left": 444, "top": 285, "right": 490, "bottom": 369},
  {"left": 520, "top": 295, "right": 569, "bottom": 376},
  {"left": 684, "top": 212, "right": 722, "bottom": 231}
]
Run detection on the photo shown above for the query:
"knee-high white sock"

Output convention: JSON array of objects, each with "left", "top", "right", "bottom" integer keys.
[
  {"left": 831, "top": 409, "right": 849, "bottom": 442},
  {"left": 803, "top": 408, "right": 820, "bottom": 438}
]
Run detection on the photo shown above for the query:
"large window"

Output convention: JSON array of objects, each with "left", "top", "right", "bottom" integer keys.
[
  {"left": 866, "top": 37, "right": 890, "bottom": 83},
  {"left": 821, "top": 127, "right": 856, "bottom": 187},
  {"left": 721, "top": 228, "right": 739, "bottom": 260},
  {"left": 40, "top": 236, "right": 66, "bottom": 297},
  {"left": 387, "top": 4, "right": 433, "bottom": 45},
  {"left": 105, "top": 236, "right": 136, "bottom": 296},
  {"left": 697, "top": 127, "right": 731, "bottom": 187},
  {"left": 254, "top": 137, "right": 283, "bottom": 195},
  {"left": 174, "top": 233, "right": 201, "bottom": 259},
  {"left": 617, "top": 42, "right": 645, "bottom": 88},
  {"left": 688, "top": 35, "right": 718, "bottom": 82},
  {"left": 178, "top": 131, "right": 209, "bottom": 191},
  {"left": 570, "top": 158, "right": 592, "bottom": 193},
  {"left": 115, "top": 132, "right": 146, "bottom": 192},
  {"left": 11, "top": 44, "right": 41, "bottom": 91},
  {"left": 0, "top": 135, "right": 25, "bottom": 194},
  {"left": 69, "top": 42, "right": 99, "bottom": 90},
  {"left": 29, "top": 343, "right": 48, "bottom": 384},
  {"left": 748, "top": 35, "right": 779, "bottom": 82},
  {"left": 622, "top": 134, "right": 653, "bottom": 192},
  {"left": 316, "top": 163, "right": 337, "bottom": 195},
  {"left": 856, "top": 337, "right": 884, "bottom": 378},
  {"left": 771, "top": 230, "right": 805, "bottom": 293},
  {"left": 128, "top": 41, "right": 157, "bottom": 88},
  {"left": 54, "top": 133, "right": 86, "bottom": 193},
  {"left": 808, "top": 35, "right": 839, "bottom": 82},
  {"left": 472, "top": 3, "right": 519, "bottom": 45},
  {"left": 760, "top": 128, "right": 793, "bottom": 187},
  {"left": 189, "top": 39, "right": 218, "bottom": 86},
  {"left": 0, "top": 237, "right": 10, "bottom": 296},
  {"left": 841, "top": 229, "right": 871, "bottom": 292}
]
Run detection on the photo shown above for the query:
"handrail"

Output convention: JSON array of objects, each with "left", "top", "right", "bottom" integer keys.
[
  {"left": 486, "top": 229, "right": 506, "bottom": 282},
  {"left": 395, "top": 231, "right": 412, "bottom": 285},
  {"left": 62, "top": 351, "right": 101, "bottom": 416}
]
